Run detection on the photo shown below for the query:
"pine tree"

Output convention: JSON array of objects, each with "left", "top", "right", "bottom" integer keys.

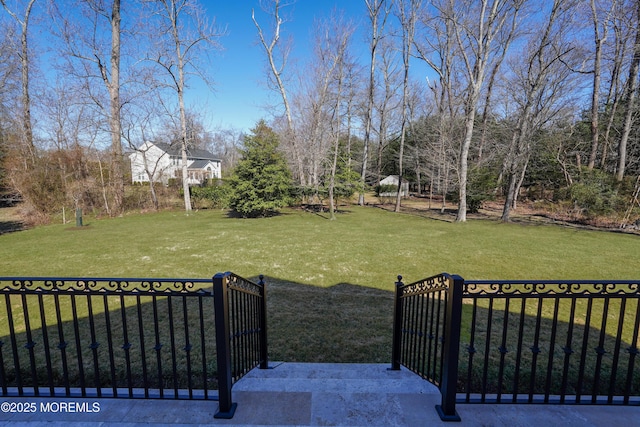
[{"left": 229, "top": 120, "right": 292, "bottom": 217}]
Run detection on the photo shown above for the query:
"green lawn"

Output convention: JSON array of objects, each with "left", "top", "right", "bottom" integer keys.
[
  {"left": 1, "top": 206, "right": 638, "bottom": 284},
  {"left": 1, "top": 206, "right": 639, "bottom": 365}
]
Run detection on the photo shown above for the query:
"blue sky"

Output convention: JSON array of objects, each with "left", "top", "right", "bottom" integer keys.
[{"left": 194, "top": 1, "right": 376, "bottom": 133}]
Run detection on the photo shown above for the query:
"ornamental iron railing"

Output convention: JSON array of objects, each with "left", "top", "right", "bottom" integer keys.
[
  {"left": 0, "top": 273, "right": 267, "bottom": 420},
  {"left": 391, "top": 274, "right": 640, "bottom": 422},
  {"left": 213, "top": 272, "right": 268, "bottom": 418}
]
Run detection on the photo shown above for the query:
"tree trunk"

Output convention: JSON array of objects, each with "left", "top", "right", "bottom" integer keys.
[
  {"left": 1, "top": 0, "right": 37, "bottom": 164},
  {"left": 109, "top": 0, "right": 124, "bottom": 215},
  {"left": 329, "top": 132, "right": 339, "bottom": 220},
  {"left": 513, "top": 153, "right": 530, "bottom": 209},
  {"left": 19, "top": 8, "right": 35, "bottom": 164},
  {"left": 178, "top": 64, "right": 192, "bottom": 212},
  {"left": 163, "top": 0, "right": 192, "bottom": 212},
  {"left": 501, "top": 171, "right": 517, "bottom": 221},
  {"left": 360, "top": 0, "right": 386, "bottom": 206},
  {"left": 587, "top": 0, "right": 611, "bottom": 170},
  {"left": 615, "top": 1, "right": 640, "bottom": 182},
  {"left": 456, "top": 107, "right": 477, "bottom": 222},
  {"left": 97, "top": 153, "right": 111, "bottom": 215},
  {"left": 454, "top": 0, "right": 514, "bottom": 222},
  {"left": 588, "top": 37, "right": 603, "bottom": 170},
  {"left": 394, "top": 0, "right": 417, "bottom": 213},
  {"left": 148, "top": 181, "right": 159, "bottom": 210},
  {"left": 601, "top": 18, "right": 625, "bottom": 170},
  {"left": 252, "top": 2, "right": 305, "bottom": 186}
]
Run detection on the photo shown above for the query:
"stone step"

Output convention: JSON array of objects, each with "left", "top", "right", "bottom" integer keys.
[
  {"left": 233, "top": 362, "right": 440, "bottom": 395},
  {"left": 227, "top": 363, "right": 444, "bottom": 426}
]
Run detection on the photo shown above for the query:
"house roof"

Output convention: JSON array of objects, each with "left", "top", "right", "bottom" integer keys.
[
  {"left": 154, "top": 142, "right": 220, "bottom": 161},
  {"left": 380, "top": 175, "right": 401, "bottom": 184},
  {"left": 189, "top": 159, "right": 217, "bottom": 169}
]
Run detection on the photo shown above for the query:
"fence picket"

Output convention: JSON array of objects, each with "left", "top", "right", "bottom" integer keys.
[
  {"left": 392, "top": 274, "right": 640, "bottom": 422},
  {"left": 0, "top": 274, "right": 267, "bottom": 421}
]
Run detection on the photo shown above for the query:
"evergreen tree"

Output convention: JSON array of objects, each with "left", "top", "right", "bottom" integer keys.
[{"left": 229, "top": 120, "right": 292, "bottom": 217}]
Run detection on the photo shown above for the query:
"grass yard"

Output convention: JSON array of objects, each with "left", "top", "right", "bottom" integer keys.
[
  {"left": 1, "top": 206, "right": 639, "bottom": 282},
  {"left": 1, "top": 206, "right": 640, "bottom": 365}
]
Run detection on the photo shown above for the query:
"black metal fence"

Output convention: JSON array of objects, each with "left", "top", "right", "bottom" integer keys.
[
  {"left": 213, "top": 272, "right": 268, "bottom": 418},
  {"left": 0, "top": 272, "right": 267, "bottom": 419},
  {"left": 391, "top": 273, "right": 640, "bottom": 422}
]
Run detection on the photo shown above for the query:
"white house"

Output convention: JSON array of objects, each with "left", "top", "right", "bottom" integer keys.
[
  {"left": 379, "top": 175, "right": 409, "bottom": 197},
  {"left": 129, "top": 141, "right": 221, "bottom": 186}
]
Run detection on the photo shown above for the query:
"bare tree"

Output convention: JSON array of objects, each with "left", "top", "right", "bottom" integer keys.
[
  {"left": 501, "top": 0, "right": 580, "bottom": 221},
  {"left": 325, "top": 15, "right": 354, "bottom": 220},
  {"left": 252, "top": 0, "right": 305, "bottom": 185},
  {"left": 342, "top": 60, "right": 360, "bottom": 170},
  {"left": 415, "top": 1, "right": 461, "bottom": 212},
  {"left": 209, "top": 127, "right": 243, "bottom": 171},
  {"left": 475, "top": 2, "right": 521, "bottom": 166},
  {"left": 103, "top": 0, "right": 123, "bottom": 215},
  {"left": 599, "top": 2, "right": 632, "bottom": 170},
  {"left": 49, "top": 0, "right": 125, "bottom": 215},
  {"left": 449, "top": 0, "right": 522, "bottom": 222},
  {"left": 394, "top": 0, "right": 420, "bottom": 213},
  {"left": 147, "top": 0, "right": 223, "bottom": 212},
  {"left": 359, "top": 0, "right": 390, "bottom": 205},
  {"left": 373, "top": 36, "right": 402, "bottom": 187},
  {"left": 0, "top": 21, "right": 19, "bottom": 141},
  {"left": 156, "top": 109, "right": 212, "bottom": 151},
  {"left": 121, "top": 97, "right": 167, "bottom": 210},
  {"left": 587, "top": 0, "right": 617, "bottom": 170},
  {"left": 1, "top": 0, "right": 37, "bottom": 165},
  {"left": 285, "top": 13, "right": 351, "bottom": 199},
  {"left": 615, "top": 0, "right": 640, "bottom": 182}
]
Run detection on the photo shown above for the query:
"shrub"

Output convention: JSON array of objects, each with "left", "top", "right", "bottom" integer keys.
[
  {"left": 332, "top": 164, "right": 363, "bottom": 200},
  {"left": 228, "top": 121, "right": 293, "bottom": 217},
  {"left": 375, "top": 184, "right": 398, "bottom": 196},
  {"left": 569, "top": 183, "right": 623, "bottom": 216},
  {"left": 450, "top": 167, "right": 498, "bottom": 213},
  {"left": 466, "top": 195, "right": 485, "bottom": 214},
  {"left": 568, "top": 169, "right": 626, "bottom": 217},
  {"left": 190, "top": 181, "right": 231, "bottom": 209}
]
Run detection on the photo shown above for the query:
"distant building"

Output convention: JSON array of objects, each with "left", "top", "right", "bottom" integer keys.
[
  {"left": 379, "top": 175, "right": 409, "bottom": 197},
  {"left": 129, "top": 141, "right": 221, "bottom": 185}
]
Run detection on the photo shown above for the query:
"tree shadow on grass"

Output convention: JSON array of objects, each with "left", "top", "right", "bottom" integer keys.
[
  {"left": 264, "top": 279, "right": 394, "bottom": 363},
  {"left": 0, "top": 220, "right": 24, "bottom": 235},
  {"left": 1, "top": 277, "right": 638, "bottom": 401},
  {"left": 400, "top": 293, "right": 640, "bottom": 400},
  {"left": 0, "top": 278, "right": 395, "bottom": 396},
  {"left": 455, "top": 298, "right": 640, "bottom": 399},
  {"left": 0, "top": 287, "right": 218, "bottom": 395},
  {"left": 298, "top": 205, "right": 355, "bottom": 220}
]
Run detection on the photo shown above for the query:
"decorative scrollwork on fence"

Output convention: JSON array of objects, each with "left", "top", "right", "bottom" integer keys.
[
  {"left": 227, "top": 273, "right": 263, "bottom": 296},
  {"left": 65, "top": 280, "right": 88, "bottom": 291},
  {"left": 0, "top": 277, "right": 211, "bottom": 295},
  {"left": 400, "top": 274, "right": 449, "bottom": 297},
  {"left": 149, "top": 280, "right": 198, "bottom": 293},
  {"left": 463, "top": 280, "right": 640, "bottom": 297},
  {"left": 0, "top": 279, "right": 31, "bottom": 291}
]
